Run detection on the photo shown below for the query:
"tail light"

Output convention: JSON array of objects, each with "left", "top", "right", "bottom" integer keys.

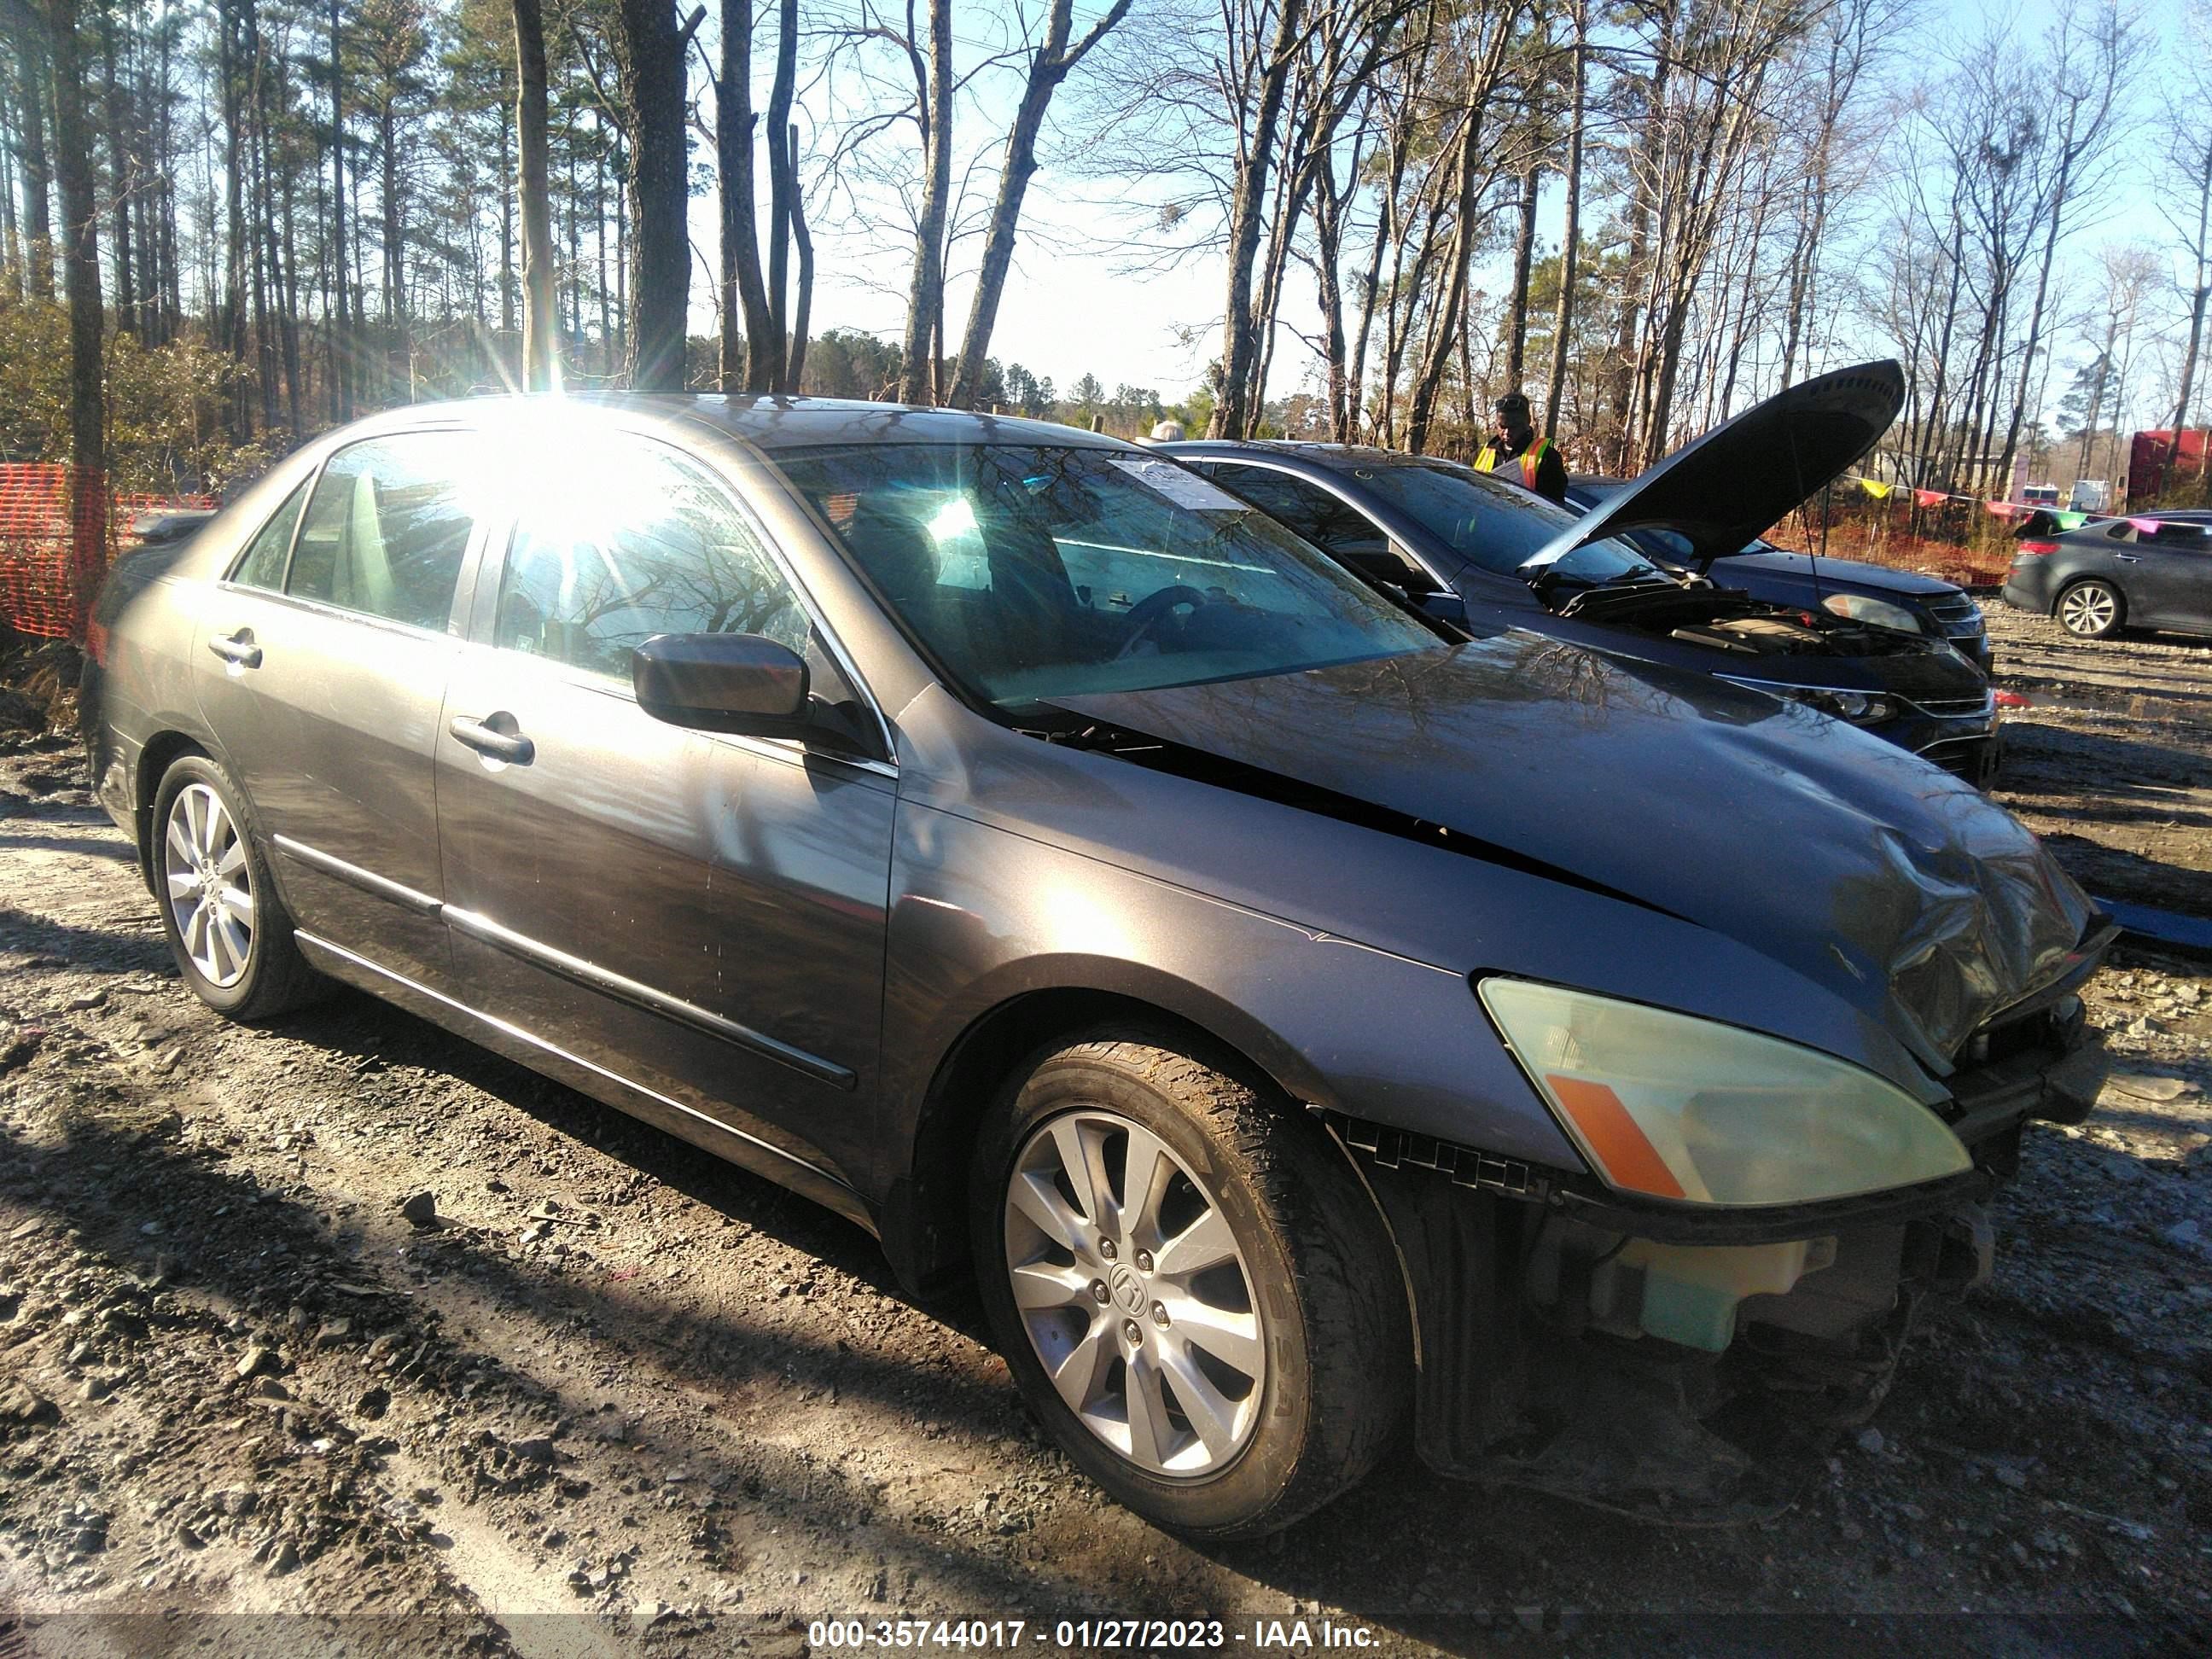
[{"left": 2013, "top": 540, "right": 2059, "bottom": 558}]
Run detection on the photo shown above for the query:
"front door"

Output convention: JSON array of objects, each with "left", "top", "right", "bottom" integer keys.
[
  {"left": 434, "top": 432, "right": 896, "bottom": 1190},
  {"left": 2122, "top": 524, "right": 2212, "bottom": 632},
  {"left": 194, "top": 428, "right": 487, "bottom": 985}
]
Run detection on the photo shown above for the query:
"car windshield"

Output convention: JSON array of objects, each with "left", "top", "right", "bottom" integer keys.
[
  {"left": 771, "top": 444, "right": 1442, "bottom": 707},
  {"left": 1351, "top": 459, "right": 1665, "bottom": 585}
]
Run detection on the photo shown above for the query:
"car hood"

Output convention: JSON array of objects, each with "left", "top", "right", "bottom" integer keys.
[
  {"left": 1528, "top": 361, "right": 1906, "bottom": 573},
  {"left": 1049, "top": 636, "right": 2095, "bottom": 1075},
  {"left": 1720, "top": 548, "right": 1961, "bottom": 598}
]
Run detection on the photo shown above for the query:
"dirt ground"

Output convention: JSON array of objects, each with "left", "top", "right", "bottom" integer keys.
[{"left": 0, "top": 605, "right": 2207, "bottom": 1657}]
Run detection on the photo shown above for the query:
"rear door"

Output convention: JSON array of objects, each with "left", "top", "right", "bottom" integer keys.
[
  {"left": 195, "top": 428, "right": 486, "bottom": 986},
  {"left": 434, "top": 430, "right": 896, "bottom": 1190}
]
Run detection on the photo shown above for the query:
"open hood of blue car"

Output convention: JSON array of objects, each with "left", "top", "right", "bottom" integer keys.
[{"left": 1525, "top": 360, "right": 1906, "bottom": 573}]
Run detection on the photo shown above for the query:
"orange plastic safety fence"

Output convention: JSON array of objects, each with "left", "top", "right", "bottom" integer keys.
[{"left": 0, "top": 463, "right": 218, "bottom": 640}]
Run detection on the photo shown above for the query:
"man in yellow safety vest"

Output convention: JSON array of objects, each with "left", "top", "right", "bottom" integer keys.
[{"left": 1473, "top": 390, "right": 1568, "bottom": 505}]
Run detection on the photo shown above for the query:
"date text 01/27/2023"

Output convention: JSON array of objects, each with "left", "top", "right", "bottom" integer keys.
[{"left": 805, "top": 1619, "right": 1380, "bottom": 1649}]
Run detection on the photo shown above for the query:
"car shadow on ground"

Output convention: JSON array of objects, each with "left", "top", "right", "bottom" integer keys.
[
  {"left": 0, "top": 830, "right": 139, "bottom": 862},
  {"left": 4, "top": 954, "right": 1697, "bottom": 1643},
  {"left": 1998, "top": 725, "right": 2211, "bottom": 796},
  {"left": 0, "top": 1104, "right": 1121, "bottom": 1623},
  {"left": 0, "top": 905, "right": 176, "bottom": 974}
]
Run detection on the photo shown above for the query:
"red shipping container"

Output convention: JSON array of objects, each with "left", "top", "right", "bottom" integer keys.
[{"left": 2132, "top": 428, "right": 2209, "bottom": 503}]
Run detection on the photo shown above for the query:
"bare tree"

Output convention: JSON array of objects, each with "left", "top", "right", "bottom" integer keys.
[
  {"left": 1541, "top": 0, "right": 1584, "bottom": 436},
  {"left": 617, "top": 0, "right": 695, "bottom": 388},
  {"left": 513, "top": 0, "right": 557, "bottom": 390},
  {"left": 895, "top": 0, "right": 953, "bottom": 403},
  {"left": 946, "top": 0, "right": 1133, "bottom": 409},
  {"left": 1208, "top": 0, "right": 1307, "bottom": 437},
  {"left": 713, "top": 0, "right": 771, "bottom": 391},
  {"left": 2161, "top": 13, "right": 2212, "bottom": 489}
]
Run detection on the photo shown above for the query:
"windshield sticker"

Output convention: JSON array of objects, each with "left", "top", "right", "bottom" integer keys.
[{"left": 1103, "top": 456, "right": 1249, "bottom": 512}]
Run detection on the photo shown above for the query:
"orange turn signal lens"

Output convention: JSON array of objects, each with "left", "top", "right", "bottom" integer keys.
[{"left": 1543, "top": 1074, "right": 1687, "bottom": 1199}]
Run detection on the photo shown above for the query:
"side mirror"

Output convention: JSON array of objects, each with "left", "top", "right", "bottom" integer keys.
[
  {"left": 1341, "top": 546, "right": 1441, "bottom": 597},
  {"left": 632, "top": 632, "right": 812, "bottom": 738},
  {"left": 1417, "top": 588, "right": 1469, "bottom": 629}
]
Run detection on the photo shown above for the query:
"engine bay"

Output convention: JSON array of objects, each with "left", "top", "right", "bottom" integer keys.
[{"left": 1550, "top": 581, "right": 1936, "bottom": 659}]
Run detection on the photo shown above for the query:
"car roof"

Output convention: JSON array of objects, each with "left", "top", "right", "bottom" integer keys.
[
  {"left": 330, "top": 393, "right": 1136, "bottom": 455},
  {"left": 1160, "top": 439, "right": 1450, "bottom": 471}
]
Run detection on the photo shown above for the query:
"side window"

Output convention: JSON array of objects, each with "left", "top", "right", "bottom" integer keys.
[
  {"left": 495, "top": 439, "right": 812, "bottom": 681},
  {"left": 1213, "top": 465, "right": 1394, "bottom": 563},
  {"left": 288, "top": 433, "right": 480, "bottom": 630},
  {"left": 230, "top": 480, "right": 310, "bottom": 591}
]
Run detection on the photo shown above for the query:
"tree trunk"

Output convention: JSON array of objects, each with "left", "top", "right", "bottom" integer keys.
[
  {"left": 1502, "top": 164, "right": 1538, "bottom": 387},
  {"left": 1406, "top": 1, "right": 1520, "bottom": 452},
  {"left": 510, "top": 0, "right": 557, "bottom": 390},
  {"left": 761, "top": 0, "right": 796, "bottom": 388},
  {"left": 617, "top": 0, "right": 690, "bottom": 389},
  {"left": 327, "top": 0, "right": 352, "bottom": 420},
  {"left": 378, "top": 95, "right": 405, "bottom": 399},
  {"left": 594, "top": 123, "right": 611, "bottom": 369},
  {"left": 1208, "top": 0, "right": 1304, "bottom": 439},
  {"left": 783, "top": 119, "right": 811, "bottom": 387},
  {"left": 15, "top": 27, "right": 53, "bottom": 300},
  {"left": 498, "top": 77, "right": 515, "bottom": 339},
  {"left": 2165, "top": 134, "right": 2212, "bottom": 492},
  {"left": 1606, "top": 0, "right": 1676, "bottom": 469},
  {"left": 716, "top": 0, "right": 772, "bottom": 392},
  {"left": 214, "top": 0, "right": 250, "bottom": 433},
  {"left": 898, "top": 0, "right": 955, "bottom": 405},
  {"left": 947, "top": 0, "right": 1132, "bottom": 410},
  {"left": 0, "top": 97, "right": 20, "bottom": 290},
  {"left": 99, "top": 4, "right": 132, "bottom": 335},
  {"left": 45, "top": 0, "right": 104, "bottom": 614},
  {"left": 1542, "top": 0, "right": 1585, "bottom": 437},
  {"left": 276, "top": 122, "right": 302, "bottom": 433}
]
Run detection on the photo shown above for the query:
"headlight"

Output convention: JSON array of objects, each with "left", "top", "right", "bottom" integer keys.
[
  {"left": 1820, "top": 591, "right": 1924, "bottom": 634},
  {"left": 1478, "top": 980, "right": 1970, "bottom": 1206},
  {"left": 1718, "top": 677, "right": 1898, "bottom": 725}
]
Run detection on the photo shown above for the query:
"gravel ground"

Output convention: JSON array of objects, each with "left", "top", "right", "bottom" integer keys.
[
  {"left": 1983, "top": 601, "right": 2212, "bottom": 920},
  {"left": 0, "top": 614, "right": 2207, "bottom": 1656}
]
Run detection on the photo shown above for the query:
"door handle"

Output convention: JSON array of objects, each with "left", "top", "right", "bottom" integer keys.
[
  {"left": 449, "top": 713, "right": 535, "bottom": 765},
  {"left": 207, "top": 629, "right": 262, "bottom": 668},
  {"left": 2115, "top": 554, "right": 2140, "bottom": 563}
]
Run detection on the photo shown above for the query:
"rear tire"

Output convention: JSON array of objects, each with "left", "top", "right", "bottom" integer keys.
[
  {"left": 150, "top": 753, "right": 325, "bottom": 1020},
  {"left": 2055, "top": 578, "right": 2124, "bottom": 639},
  {"left": 970, "top": 1030, "right": 1408, "bottom": 1539}
]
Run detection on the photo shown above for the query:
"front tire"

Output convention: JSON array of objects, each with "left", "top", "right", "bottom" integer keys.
[
  {"left": 971, "top": 1032, "right": 1407, "bottom": 1539},
  {"left": 151, "top": 753, "right": 324, "bottom": 1019},
  {"left": 2055, "top": 578, "right": 2124, "bottom": 638}
]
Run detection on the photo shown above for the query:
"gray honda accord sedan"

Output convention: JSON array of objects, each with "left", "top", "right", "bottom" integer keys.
[{"left": 84, "top": 395, "right": 2111, "bottom": 1537}]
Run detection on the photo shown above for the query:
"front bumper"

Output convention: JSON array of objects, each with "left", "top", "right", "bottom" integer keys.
[
  {"left": 1869, "top": 701, "right": 2001, "bottom": 785},
  {"left": 1327, "top": 967, "right": 2110, "bottom": 1493}
]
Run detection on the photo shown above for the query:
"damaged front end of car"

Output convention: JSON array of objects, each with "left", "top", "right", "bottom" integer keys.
[{"left": 1319, "top": 943, "right": 2112, "bottom": 1520}]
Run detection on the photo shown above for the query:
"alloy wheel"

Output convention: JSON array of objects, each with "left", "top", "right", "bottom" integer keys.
[
  {"left": 2058, "top": 583, "right": 2118, "bottom": 637},
  {"left": 164, "top": 782, "right": 254, "bottom": 987},
  {"left": 1003, "top": 1109, "right": 1267, "bottom": 1477}
]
